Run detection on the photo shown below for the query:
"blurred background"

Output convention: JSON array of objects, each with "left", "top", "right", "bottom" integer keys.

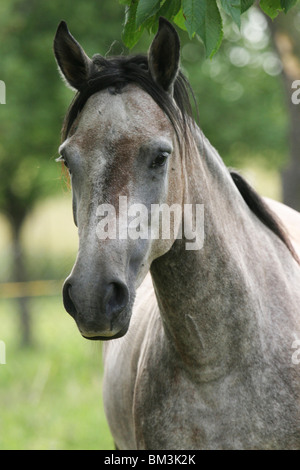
[{"left": 0, "top": 0, "right": 300, "bottom": 450}]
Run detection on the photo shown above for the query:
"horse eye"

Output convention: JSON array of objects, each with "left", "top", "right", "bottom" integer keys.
[
  {"left": 150, "top": 152, "right": 169, "bottom": 169},
  {"left": 56, "top": 155, "right": 71, "bottom": 173}
]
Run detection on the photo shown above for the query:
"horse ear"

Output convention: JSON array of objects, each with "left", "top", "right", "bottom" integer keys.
[
  {"left": 148, "top": 17, "right": 180, "bottom": 94},
  {"left": 53, "top": 21, "right": 94, "bottom": 91}
]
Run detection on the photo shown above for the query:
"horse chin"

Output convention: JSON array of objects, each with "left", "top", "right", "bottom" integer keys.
[{"left": 80, "top": 322, "right": 130, "bottom": 341}]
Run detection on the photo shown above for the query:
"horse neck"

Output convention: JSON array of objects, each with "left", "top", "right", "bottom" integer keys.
[{"left": 150, "top": 125, "right": 282, "bottom": 380}]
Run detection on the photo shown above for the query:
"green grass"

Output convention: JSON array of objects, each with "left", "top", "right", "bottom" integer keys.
[{"left": 0, "top": 296, "right": 114, "bottom": 450}]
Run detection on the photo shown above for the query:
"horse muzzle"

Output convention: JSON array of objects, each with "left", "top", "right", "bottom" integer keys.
[{"left": 62, "top": 276, "right": 131, "bottom": 340}]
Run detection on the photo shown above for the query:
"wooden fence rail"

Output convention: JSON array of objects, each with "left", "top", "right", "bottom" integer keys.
[{"left": 0, "top": 280, "right": 64, "bottom": 299}]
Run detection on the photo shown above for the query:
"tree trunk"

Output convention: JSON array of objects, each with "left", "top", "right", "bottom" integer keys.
[
  {"left": 267, "top": 14, "right": 300, "bottom": 211},
  {"left": 11, "top": 220, "right": 32, "bottom": 347}
]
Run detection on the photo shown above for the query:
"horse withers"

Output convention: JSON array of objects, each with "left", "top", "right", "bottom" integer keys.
[{"left": 54, "top": 18, "right": 300, "bottom": 449}]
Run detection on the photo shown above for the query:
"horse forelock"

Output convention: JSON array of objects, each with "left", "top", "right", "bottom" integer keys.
[{"left": 61, "top": 54, "right": 196, "bottom": 143}]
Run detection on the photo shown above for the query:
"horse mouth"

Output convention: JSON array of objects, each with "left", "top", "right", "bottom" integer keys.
[{"left": 81, "top": 322, "right": 130, "bottom": 341}]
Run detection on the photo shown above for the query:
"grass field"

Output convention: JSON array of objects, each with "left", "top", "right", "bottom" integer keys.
[{"left": 0, "top": 295, "right": 114, "bottom": 450}]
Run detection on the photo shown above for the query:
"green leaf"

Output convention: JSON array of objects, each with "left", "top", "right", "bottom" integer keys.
[
  {"left": 142, "top": 14, "right": 159, "bottom": 33},
  {"left": 136, "top": 0, "right": 161, "bottom": 28},
  {"left": 158, "top": 0, "right": 182, "bottom": 22},
  {"left": 220, "top": 0, "right": 241, "bottom": 28},
  {"left": 147, "top": 0, "right": 182, "bottom": 35},
  {"left": 240, "top": 0, "right": 255, "bottom": 13},
  {"left": 173, "top": 8, "right": 187, "bottom": 31},
  {"left": 260, "top": 0, "right": 282, "bottom": 19},
  {"left": 280, "top": 0, "right": 298, "bottom": 13},
  {"left": 182, "top": 0, "right": 223, "bottom": 58},
  {"left": 119, "top": 0, "right": 132, "bottom": 5},
  {"left": 122, "top": 2, "right": 144, "bottom": 49},
  {"left": 201, "top": 0, "right": 223, "bottom": 58},
  {"left": 182, "top": 0, "right": 203, "bottom": 38}
]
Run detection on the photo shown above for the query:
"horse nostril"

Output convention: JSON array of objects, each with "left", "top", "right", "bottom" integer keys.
[
  {"left": 105, "top": 281, "right": 129, "bottom": 320},
  {"left": 62, "top": 277, "right": 129, "bottom": 333},
  {"left": 63, "top": 281, "right": 77, "bottom": 318}
]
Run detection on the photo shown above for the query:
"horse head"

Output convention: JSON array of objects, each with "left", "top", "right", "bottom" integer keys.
[{"left": 54, "top": 18, "right": 191, "bottom": 340}]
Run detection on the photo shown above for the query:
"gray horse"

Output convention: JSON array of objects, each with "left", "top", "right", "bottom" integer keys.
[{"left": 54, "top": 18, "right": 300, "bottom": 449}]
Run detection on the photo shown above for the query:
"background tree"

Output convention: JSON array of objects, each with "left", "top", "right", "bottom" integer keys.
[
  {"left": 119, "top": 0, "right": 298, "bottom": 56},
  {"left": 266, "top": 10, "right": 300, "bottom": 209}
]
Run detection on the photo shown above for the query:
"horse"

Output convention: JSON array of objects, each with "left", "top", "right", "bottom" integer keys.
[{"left": 54, "top": 18, "right": 300, "bottom": 449}]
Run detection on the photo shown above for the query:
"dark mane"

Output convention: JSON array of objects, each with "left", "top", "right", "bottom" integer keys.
[
  {"left": 61, "top": 54, "right": 195, "bottom": 141},
  {"left": 230, "top": 171, "right": 299, "bottom": 263}
]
